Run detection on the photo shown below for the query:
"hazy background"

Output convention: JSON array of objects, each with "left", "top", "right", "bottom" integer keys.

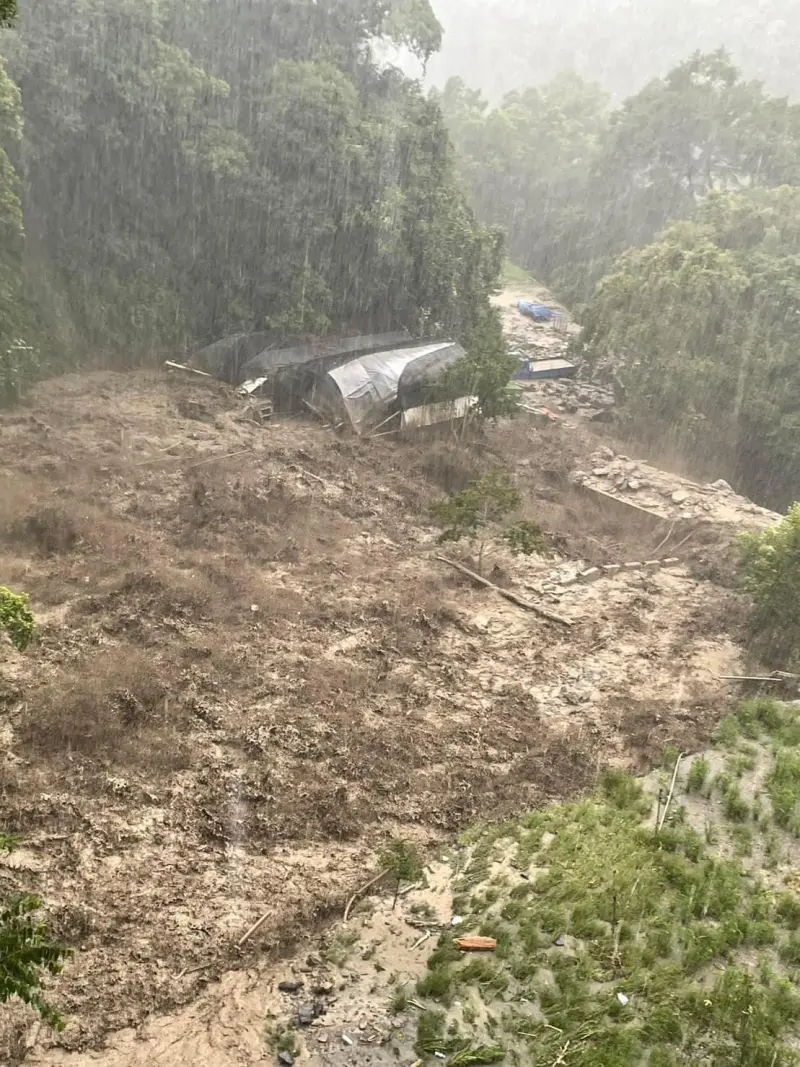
[{"left": 425, "top": 0, "right": 798, "bottom": 101}]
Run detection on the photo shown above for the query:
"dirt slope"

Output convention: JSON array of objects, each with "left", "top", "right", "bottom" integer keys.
[{"left": 0, "top": 366, "right": 752, "bottom": 1062}]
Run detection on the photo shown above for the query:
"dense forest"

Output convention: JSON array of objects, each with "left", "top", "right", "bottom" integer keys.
[
  {"left": 426, "top": 0, "right": 800, "bottom": 104},
  {"left": 0, "top": 0, "right": 502, "bottom": 396},
  {"left": 2, "top": 0, "right": 800, "bottom": 507},
  {"left": 441, "top": 50, "right": 800, "bottom": 508}
]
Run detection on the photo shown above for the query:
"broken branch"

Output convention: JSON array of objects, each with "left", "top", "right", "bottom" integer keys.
[
  {"left": 657, "top": 752, "right": 682, "bottom": 833},
  {"left": 343, "top": 869, "right": 389, "bottom": 923},
  {"left": 454, "top": 936, "right": 497, "bottom": 952},
  {"left": 435, "top": 555, "right": 572, "bottom": 627},
  {"left": 164, "top": 360, "right": 213, "bottom": 378}
]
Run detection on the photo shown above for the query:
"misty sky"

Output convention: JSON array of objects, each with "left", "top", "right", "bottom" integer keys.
[{"left": 423, "top": 0, "right": 797, "bottom": 101}]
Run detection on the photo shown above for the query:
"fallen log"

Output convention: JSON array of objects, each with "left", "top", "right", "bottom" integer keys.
[
  {"left": 454, "top": 936, "right": 497, "bottom": 953},
  {"left": 435, "top": 555, "right": 572, "bottom": 627}
]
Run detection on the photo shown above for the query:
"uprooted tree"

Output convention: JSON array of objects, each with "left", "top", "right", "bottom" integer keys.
[
  {"left": 431, "top": 469, "right": 549, "bottom": 574},
  {"left": 0, "top": 836, "right": 70, "bottom": 1027},
  {"left": 740, "top": 504, "right": 800, "bottom": 669}
]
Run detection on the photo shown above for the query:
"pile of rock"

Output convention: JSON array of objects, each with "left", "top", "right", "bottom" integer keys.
[{"left": 573, "top": 449, "right": 779, "bottom": 529}]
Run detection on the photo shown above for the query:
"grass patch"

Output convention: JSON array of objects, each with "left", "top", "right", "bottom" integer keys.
[
  {"left": 415, "top": 717, "right": 800, "bottom": 1067},
  {"left": 685, "top": 757, "right": 709, "bottom": 793}
]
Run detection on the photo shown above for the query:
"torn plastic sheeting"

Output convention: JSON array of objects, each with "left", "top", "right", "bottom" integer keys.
[
  {"left": 401, "top": 396, "right": 476, "bottom": 430},
  {"left": 327, "top": 342, "right": 456, "bottom": 434}
]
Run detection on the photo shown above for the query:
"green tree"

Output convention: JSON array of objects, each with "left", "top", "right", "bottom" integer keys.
[
  {"left": 431, "top": 469, "right": 547, "bottom": 573},
  {"left": 0, "top": 0, "right": 15, "bottom": 29},
  {"left": 0, "top": 836, "right": 70, "bottom": 1027},
  {"left": 1, "top": 0, "right": 499, "bottom": 392},
  {"left": 432, "top": 307, "right": 517, "bottom": 424},
  {"left": 740, "top": 505, "right": 800, "bottom": 668},
  {"left": 578, "top": 186, "right": 800, "bottom": 509},
  {"left": 379, "top": 839, "right": 424, "bottom": 910}
]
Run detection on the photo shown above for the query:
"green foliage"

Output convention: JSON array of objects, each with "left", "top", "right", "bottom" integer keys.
[
  {"left": 0, "top": 839, "right": 69, "bottom": 1027},
  {"left": 686, "top": 758, "right": 709, "bottom": 794},
  {"left": 0, "top": 0, "right": 500, "bottom": 391},
  {"left": 502, "top": 520, "right": 549, "bottom": 558},
  {"left": 442, "top": 50, "right": 800, "bottom": 311},
  {"left": 379, "top": 838, "right": 424, "bottom": 908},
  {"left": 432, "top": 306, "right": 517, "bottom": 421},
  {"left": 0, "top": 586, "right": 34, "bottom": 650},
  {"left": 432, "top": 470, "right": 520, "bottom": 545},
  {"left": 580, "top": 187, "right": 800, "bottom": 511},
  {"left": 431, "top": 469, "right": 540, "bottom": 573},
  {"left": 740, "top": 506, "right": 800, "bottom": 667},
  {"left": 0, "top": 0, "right": 14, "bottom": 29}
]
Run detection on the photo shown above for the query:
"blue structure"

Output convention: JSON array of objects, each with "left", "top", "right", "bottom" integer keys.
[{"left": 513, "top": 358, "right": 577, "bottom": 381}]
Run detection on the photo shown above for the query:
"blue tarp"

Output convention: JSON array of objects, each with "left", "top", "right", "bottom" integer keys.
[{"left": 518, "top": 301, "right": 561, "bottom": 323}]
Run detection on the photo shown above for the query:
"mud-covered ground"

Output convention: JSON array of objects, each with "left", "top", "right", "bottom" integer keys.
[{"left": 0, "top": 360, "right": 754, "bottom": 1063}]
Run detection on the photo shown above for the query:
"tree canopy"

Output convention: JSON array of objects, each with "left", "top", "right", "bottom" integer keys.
[
  {"left": 441, "top": 51, "right": 800, "bottom": 307},
  {"left": 578, "top": 186, "right": 800, "bottom": 510},
  {"left": 0, "top": 0, "right": 502, "bottom": 377}
]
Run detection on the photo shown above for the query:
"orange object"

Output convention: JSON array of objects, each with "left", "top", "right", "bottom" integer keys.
[{"left": 454, "top": 937, "right": 497, "bottom": 952}]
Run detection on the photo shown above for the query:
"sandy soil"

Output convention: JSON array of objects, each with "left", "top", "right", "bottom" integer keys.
[{"left": 0, "top": 335, "right": 756, "bottom": 1062}]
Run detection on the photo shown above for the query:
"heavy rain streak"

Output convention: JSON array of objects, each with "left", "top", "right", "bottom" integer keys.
[{"left": 3, "top": 1, "right": 800, "bottom": 1066}]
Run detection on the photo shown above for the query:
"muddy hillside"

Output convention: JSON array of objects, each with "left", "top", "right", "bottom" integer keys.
[{"left": 0, "top": 305, "right": 776, "bottom": 1063}]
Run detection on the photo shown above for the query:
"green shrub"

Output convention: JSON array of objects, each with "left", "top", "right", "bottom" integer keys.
[
  {"left": 686, "top": 758, "right": 709, "bottom": 793},
  {"left": 0, "top": 587, "right": 35, "bottom": 651},
  {"left": 740, "top": 505, "right": 800, "bottom": 667}
]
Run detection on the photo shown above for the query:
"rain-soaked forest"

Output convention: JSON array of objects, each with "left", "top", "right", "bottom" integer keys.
[{"left": 1, "top": 0, "right": 800, "bottom": 507}]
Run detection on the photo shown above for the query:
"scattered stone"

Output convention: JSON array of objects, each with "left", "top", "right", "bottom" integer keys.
[
  {"left": 578, "top": 567, "right": 601, "bottom": 583},
  {"left": 643, "top": 560, "right": 661, "bottom": 573},
  {"left": 297, "top": 1005, "right": 316, "bottom": 1027},
  {"left": 602, "top": 564, "right": 621, "bottom": 575},
  {"left": 617, "top": 992, "right": 630, "bottom": 1007},
  {"left": 553, "top": 934, "right": 566, "bottom": 947},
  {"left": 278, "top": 1053, "right": 294, "bottom": 1067},
  {"left": 599, "top": 447, "right": 615, "bottom": 460},
  {"left": 311, "top": 982, "right": 335, "bottom": 996},
  {"left": 710, "top": 479, "right": 732, "bottom": 492},
  {"left": 661, "top": 558, "right": 681, "bottom": 568},
  {"left": 562, "top": 685, "right": 591, "bottom": 706},
  {"left": 278, "top": 981, "right": 303, "bottom": 994},
  {"left": 623, "top": 561, "right": 642, "bottom": 570},
  {"left": 342, "top": 1034, "right": 354, "bottom": 1046},
  {"left": 317, "top": 1034, "right": 329, "bottom": 1045},
  {"left": 559, "top": 573, "right": 579, "bottom": 587},
  {"left": 627, "top": 479, "right": 641, "bottom": 491},
  {"left": 671, "top": 489, "right": 689, "bottom": 504},
  {"left": 592, "top": 467, "right": 610, "bottom": 477}
]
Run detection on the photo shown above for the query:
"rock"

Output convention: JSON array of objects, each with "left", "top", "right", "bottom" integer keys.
[
  {"left": 602, "top": 564, "right": 621, "bottom": 575},
  {"left": 643, "top": 560, "right": 661, "bottom": 573},
  {"left": 627, "top": 479, "right": 641, "bottom": 491},
  {"left": 278, "top": 1054, "right": 294, "bottom": 1067},
  {"left": 311, "top": 982, "right": 335, "bottom": 996},
  {"left": 599, "top": 447, "right": 615, "bottom": 460},
  {"left": 578, "top": 567, "right": 602, "bottom": 583},
  {"left": 562, "top": 685, "right": 591, "bottom": 706},
  {"left": 592, "top": 466, "right": 610, "bottom": 477},
  {"left": 671, "top": 489, "right": 689, "bottom": 504},
  {"left": 278, "top": 981, "right": 303, "bottom": 994},
  {"left": 553, "top": 934, "right": 566, "bottom": 947},
  {"left": 297, "top": 1003, "right": 319, "bottom": 1027},
  {"left": 317, "top": 1034, "right": 329, "bottom": 1045},
  {"left": 710, "top": 479, "right": 732, "bottom": 492}
]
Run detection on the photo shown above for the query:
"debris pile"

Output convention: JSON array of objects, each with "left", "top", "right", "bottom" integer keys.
[{"left": 573, "top": 448, "right": 780, "bottom": 529}]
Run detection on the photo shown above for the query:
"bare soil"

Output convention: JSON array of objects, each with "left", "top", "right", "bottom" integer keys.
[{"left": 0, "top": 358, "right": 753, "bottom": 1063}]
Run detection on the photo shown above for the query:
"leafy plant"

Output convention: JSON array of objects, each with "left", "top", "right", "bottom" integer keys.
[
  {"left": 0, "top": 836, "right": 69, "bottom": 1026},
  {"left": 0, "top": 586, "right": 35, "bottom": 650},
  {"left": 740, "top": 505, "right": 800, "bottom": 667},
  {"left": 379, "top": 839, "right": 425, "bottom": 910},
  {"left": 431, "top": 470, "right": 546, "bottom": 573}
]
